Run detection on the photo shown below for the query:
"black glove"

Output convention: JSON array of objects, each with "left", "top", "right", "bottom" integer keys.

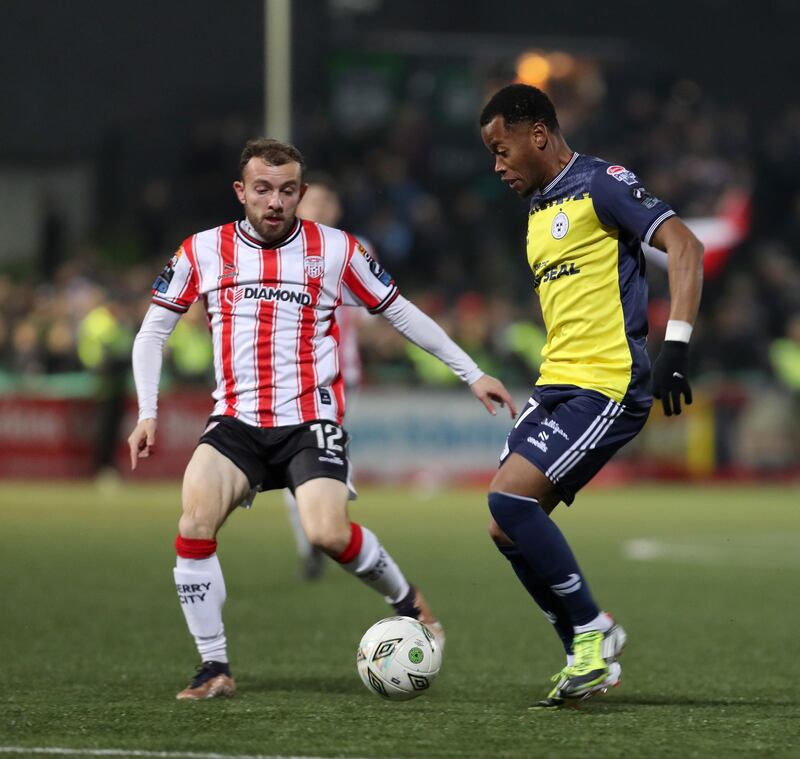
[{"left": 652, "top": 341, "right": 692, "bottom": 416}]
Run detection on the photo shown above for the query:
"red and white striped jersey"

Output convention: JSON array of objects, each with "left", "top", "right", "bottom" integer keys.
[{"left": 150, "top": 218, "right": 397, "bottom": 427}]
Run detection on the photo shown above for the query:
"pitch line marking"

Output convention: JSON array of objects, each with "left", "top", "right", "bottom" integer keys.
[
  {"left": 0, "top": 749, "right": 376, "bottom": 759},
  {"left": 623, "top": 532, "right": 800, "bottom": 570}
]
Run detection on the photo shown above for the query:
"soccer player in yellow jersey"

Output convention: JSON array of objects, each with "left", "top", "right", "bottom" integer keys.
[{"left": 479, "top": 84, "right": 703, "bottom": 708}]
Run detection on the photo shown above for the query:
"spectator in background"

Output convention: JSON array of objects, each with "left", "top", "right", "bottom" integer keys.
[
  {"left": 769, "top": 313, "right": 800, "bottom": 460},
  {"left": 166, "top": 303, "right": 214, "bottom": 386},
  {"left": 77, "top": 298, "right": 135, "bottom": 477}
]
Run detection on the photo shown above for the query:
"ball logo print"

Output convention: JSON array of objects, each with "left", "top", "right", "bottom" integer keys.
[
  {"left": 372, "top": 638, "right": 402, "bottom": 661},
  {"left": 408, "top": 673, "right": 430, "bottom": 691},
  {"left": 551, "top": 211, "right": 569, "bottom": 239},
  {"left": 356, "top": 616, "right": 442, "bottom": 700}
]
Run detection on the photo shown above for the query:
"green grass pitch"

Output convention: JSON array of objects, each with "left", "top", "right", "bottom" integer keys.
[{"left": 1, "top": 481, "right": 798, "bottom": 758}]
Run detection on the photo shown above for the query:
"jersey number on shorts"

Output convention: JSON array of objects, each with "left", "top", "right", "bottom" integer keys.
[{"left": 310, "top": 423, "right": 344, "bottom": 452}]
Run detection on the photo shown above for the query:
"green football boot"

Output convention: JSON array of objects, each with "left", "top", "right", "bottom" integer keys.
[{"left": 530, "top": 619, "right": 626, "bottom": 709}]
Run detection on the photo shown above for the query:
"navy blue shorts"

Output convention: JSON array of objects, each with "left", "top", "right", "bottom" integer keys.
[{"left": 500, "top": 385, "right": 650, "bottom": 505}]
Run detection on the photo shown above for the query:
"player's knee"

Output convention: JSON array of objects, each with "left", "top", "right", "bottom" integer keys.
[
  {"left": 488, "top": 517, "right": 512, "bottom": 544},
  {"left": 178, "top": 510, "right": 216, "bottom": 540},
  {"left": 305, "top": 522, "right": 351, "bottom": 556}
]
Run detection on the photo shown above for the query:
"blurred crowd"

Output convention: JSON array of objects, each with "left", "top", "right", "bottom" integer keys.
[{"left": 1, "top": 74, "right": 800, "bottom": 435}]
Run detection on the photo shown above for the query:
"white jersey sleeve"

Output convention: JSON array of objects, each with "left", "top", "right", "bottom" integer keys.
[
  {"left": 381, "top": 295, "right": 484, "bottom": 384},
  {"left": 151, "top": 242, "right": 200, "bottom": 313},
  {"left": 132, "top": 304, "right": 182, "bottom": 421}
]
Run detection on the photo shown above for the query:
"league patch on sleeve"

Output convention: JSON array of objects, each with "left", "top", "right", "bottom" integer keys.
[
  {"left": 631, "top": 186, "right": 661, "bottom": 209},
  {"left": 152, "top": 247, "right": 183, "bottom": 293},
  {"left": 358, "top": 242, "right": 393, "bottom": 286},
  {"left": 607, "top": 165, "right": 638, "bottom": 185}
]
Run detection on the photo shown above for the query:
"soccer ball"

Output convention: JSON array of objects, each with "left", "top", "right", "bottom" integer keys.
[{"left": 356, "top": 616, "right": 442, "bottom": 701}]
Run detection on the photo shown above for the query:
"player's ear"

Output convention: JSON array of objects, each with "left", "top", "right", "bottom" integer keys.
[
  {"left": 233, "top": 180, "right": 246, "bottom": 205},
  {"left": 531, "top": 121, "right": 548, "bottom": 149},
  {"left": 298, "top": 182, "right": 309, "bottom": 203}
]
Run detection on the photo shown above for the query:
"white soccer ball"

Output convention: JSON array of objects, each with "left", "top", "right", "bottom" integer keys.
[{"left": 356, "top": 616, "right": 442, "bottom": 701}]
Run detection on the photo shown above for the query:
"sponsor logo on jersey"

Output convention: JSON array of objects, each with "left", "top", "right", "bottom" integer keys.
[
  {"left": 235, "top": 286, "right": 312, "bottom": 305},
  {"left": 533, "top": 261, "right": 582, "bottom": 288},
  {"left": 221, "top": 287, "right": 246, "bottom": 307},
  {"left": 551, "top": 211, "right": 569, "bottom": 239},
  {"left": 632, "top": 186, "right": 660, "bottom": 209},
  {"left": 607, "top": 165, "right": 638, "bottom": 185},
  {"left": 318, "top": 387, "right": 332, "bottom": 405},
  {"left": 304, "top": 255, "right": 324, "bottom": 278}
]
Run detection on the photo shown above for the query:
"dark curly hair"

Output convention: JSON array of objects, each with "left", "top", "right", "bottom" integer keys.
[{"left": 479, "top": 84, "right": 560, "bottom": 132}]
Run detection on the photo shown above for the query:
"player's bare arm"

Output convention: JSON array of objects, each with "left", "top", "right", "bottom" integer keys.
[
  {"left": 650, "top": 217, "right": 704, "bottom": 415},
  {"left": 651, "top": 216, "right": 704, "bottom": 326}
]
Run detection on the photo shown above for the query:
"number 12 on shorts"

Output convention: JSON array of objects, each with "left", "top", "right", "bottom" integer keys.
[{"left": 310, "top": 423, "right": 344, "bottom": 452}]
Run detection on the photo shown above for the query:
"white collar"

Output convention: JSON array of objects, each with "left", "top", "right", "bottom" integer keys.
[{"left": 241, "top": 218, "right": 266, "bottom": 241}]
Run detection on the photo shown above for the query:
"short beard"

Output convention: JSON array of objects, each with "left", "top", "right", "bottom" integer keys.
[{"left": 247, "top": 212, "right": 293, "bottom": 244}]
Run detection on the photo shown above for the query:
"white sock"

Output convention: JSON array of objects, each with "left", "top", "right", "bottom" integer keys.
[
  {"left": 283, "top": 488, "right": 314, "bottom": 559},
  {"left": 566, "top": 654, "right": 575, "bottom": 667},
  {"left": 339, "top": 525, "right": 410, "bottom": 604},
  {"left": 174, "top": 554, "right": 228, "bottom": 663},
  {"left": 573, "top": 611, "right": 614, "bottom": 635}
]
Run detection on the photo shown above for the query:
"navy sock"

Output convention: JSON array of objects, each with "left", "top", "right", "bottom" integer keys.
[
  {"left": 489, "top": 491, "right": 600, "bottom": 626},
  {"left": 496, "top": 542, "right": 573, "bottom": 654}
]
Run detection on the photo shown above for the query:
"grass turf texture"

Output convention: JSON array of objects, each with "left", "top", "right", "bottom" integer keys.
[{"left": 1, "top": 482, "right": 798, "bottom": 758}]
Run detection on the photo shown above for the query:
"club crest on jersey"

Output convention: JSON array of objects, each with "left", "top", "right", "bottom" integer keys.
[
  {"left": 607, "top": 165, "right": 638, "bottom": 185},
  {"left": 304, "top": 256, "right": 324, "bottom": 278},
  {"left": 551, "top": 211, "right": 569, "bottom": 239}
]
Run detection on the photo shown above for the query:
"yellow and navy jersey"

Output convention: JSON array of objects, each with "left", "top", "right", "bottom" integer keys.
[{"left": 527, "top": 152, "right": 675, "bottom": 406}]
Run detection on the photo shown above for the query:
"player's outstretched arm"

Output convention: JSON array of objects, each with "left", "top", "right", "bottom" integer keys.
[
  {"left": 469, "top": 374, "right": 518, "bottom": 418},
  {"left": 128, "top": 418, "right": 157, "bottom": 470},
  {"left": 380, "top": 295, "right": 517, "bottom": 418},
  {"left": 650, "top": 217, "right": 704, "bottom": 416}
]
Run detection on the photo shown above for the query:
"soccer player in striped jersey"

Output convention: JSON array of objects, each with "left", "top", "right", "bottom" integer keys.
[
  {"left": 479, "top": 85, "right": 703, "bottom": 708},
  {"left": 127, "top": 138, "right": 516, "bottom": 700}
]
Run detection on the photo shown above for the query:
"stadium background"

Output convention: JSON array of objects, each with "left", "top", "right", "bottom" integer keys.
[
  {"left": 2, "top": 3, "right": 800, "bottom": 758},
  {"left": 1, "top": 0, "right": 799, "bottom": 483},
  {"left": 0, "top": 0, "right": 800, "bottom": 477}
]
